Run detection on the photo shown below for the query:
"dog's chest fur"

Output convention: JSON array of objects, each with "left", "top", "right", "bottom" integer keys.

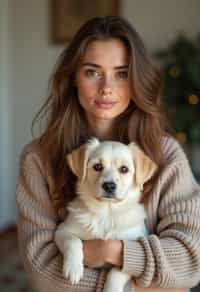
[{"left": 66, "top": 199, "right": 147, "bottom": 240}]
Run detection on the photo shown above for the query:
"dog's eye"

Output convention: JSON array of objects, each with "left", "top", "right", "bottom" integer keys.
[
  {"left": 93, "top": 163, "right": 104, "bottom": 172},
  {"left": 119, "top": 165, "right": 129, "bottom": 174}
]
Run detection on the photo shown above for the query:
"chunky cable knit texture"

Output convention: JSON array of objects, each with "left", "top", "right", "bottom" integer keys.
[{"left": 16, "top": 137, "right": 200, "bottom": 292}]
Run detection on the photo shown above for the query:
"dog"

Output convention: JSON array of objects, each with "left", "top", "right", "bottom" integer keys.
[{"left": 55, "top": 138, "right": 157, "bottom": 292}]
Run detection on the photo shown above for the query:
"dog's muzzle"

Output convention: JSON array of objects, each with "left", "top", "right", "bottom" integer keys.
[{"left": 102, "top": 181, "right": 116, "bottom": 198}]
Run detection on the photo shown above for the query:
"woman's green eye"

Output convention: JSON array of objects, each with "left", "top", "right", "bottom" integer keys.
[
  {"left": 85, "top": 69, "right": 100, "bottom": 77},
  {"left": 117, "top": 71, "right": 128, "bottom": 79}
]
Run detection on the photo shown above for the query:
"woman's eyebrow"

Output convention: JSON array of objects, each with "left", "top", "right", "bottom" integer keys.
[{"left": 81, "top": 62, "right": 129, "bottom": 69}]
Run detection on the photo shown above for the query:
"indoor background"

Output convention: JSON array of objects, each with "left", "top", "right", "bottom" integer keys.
[{"left": 0, "top": 0, "right": 200, "bottom": 291}]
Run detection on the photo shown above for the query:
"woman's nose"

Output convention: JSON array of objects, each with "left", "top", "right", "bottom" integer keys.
[
  {"left": 99, "top": 76, "right": 114, "bottom": 95},
  {"left": 101, "top": 86, "right": 112, "bottom": 95}
]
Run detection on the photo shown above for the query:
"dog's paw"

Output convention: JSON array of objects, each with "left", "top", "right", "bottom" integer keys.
[
  {"left": 103, "top": 283, "right": 123, "bottom": 292},
  {"left": 63, "top": 257, "right": 84, "bottom": 285},
  {"left": 103, "top": 285, "right": 123, "bottom": 292},
  {"left": 103, "top": 268, "right": 130, "bottom": 292}
]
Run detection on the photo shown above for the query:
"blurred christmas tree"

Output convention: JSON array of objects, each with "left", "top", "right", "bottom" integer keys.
[{"left": 155, "top": 34, "right": 200, "bottom": 144}]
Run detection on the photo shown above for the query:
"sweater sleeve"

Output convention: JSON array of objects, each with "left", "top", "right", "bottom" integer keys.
[
  {"left": 16, "top": 145, "right": 106, "bottom": 292},
  {"left": 121, "top": 139, "right": 200, "bottom": 288}
]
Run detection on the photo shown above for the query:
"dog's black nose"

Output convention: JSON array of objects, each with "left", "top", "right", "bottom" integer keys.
[{"left": 102, "top": 181, "right": 116, "bottom": 194}]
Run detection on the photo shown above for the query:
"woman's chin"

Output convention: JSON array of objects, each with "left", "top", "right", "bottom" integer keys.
[{"left": 90, "top": 110, "right": 119, "bottom": 120}]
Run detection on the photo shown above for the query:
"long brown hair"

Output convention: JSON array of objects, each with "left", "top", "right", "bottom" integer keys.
[{"left": 32, "top": 16, "right": 170, "bottom": 212}]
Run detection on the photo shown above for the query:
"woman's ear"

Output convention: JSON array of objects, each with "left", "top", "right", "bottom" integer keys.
[
  {"left": 128, "top": 142, "right": 158, "bottom": 189},
  {"left": 67, "top": 144, "right": 89, "bottom": 182}
]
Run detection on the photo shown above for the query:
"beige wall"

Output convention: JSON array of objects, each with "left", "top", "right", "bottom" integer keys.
[
  {"left": 122, "top": 0, "right": 200, "bottom": 51},
  {"left": 0, "top": 0, "right": 15, "bottom": 228},
  {"left": 0, "top": 0, "right": 200, "bottom": 229}
]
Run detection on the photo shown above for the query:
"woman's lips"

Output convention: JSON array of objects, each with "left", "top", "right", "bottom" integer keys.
[{"left": 95, "top": 100, "right": 117, "bottom": 109}]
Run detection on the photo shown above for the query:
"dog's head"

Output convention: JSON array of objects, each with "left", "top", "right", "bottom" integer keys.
[{"left": 67, "top": 139, "right": 157, "bottom": 203}]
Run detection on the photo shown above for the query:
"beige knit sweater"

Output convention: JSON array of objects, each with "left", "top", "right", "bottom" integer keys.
[{"left": 16, "top": 136, "right": 200, "bottom": 292}]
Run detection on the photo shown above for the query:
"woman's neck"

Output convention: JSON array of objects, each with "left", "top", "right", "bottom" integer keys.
[{"left": 86, "top": 116, "right": 115, "bottom": 141}]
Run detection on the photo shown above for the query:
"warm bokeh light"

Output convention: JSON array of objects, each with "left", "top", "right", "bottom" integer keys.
[
  {"left": 176, "top": 131, "right": 187, "bottom": 144},
  {"left": 188, "top": 94, "right": 199, "bottom": 105},
  {"left": 169, "top": 66, "right": 180, "bottom": 78}
]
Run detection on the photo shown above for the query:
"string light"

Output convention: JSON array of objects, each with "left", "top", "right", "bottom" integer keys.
[
  {"left": 176, "top": 131, "right": 187, "bottom": 144},
  {"left": 169, "top": 66, "right": 180, "bottom": 78},
  {"left": 188, "top": 94, "right": 199, "bottom": 105}
]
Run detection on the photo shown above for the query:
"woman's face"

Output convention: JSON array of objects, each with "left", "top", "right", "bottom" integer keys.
[{"left": 75, "top": 38, "right": 131, "bottom": 123}]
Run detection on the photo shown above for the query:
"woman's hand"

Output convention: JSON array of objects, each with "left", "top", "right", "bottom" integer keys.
[
  {"left": 83, "top": 240, "right": 187, "bottom": 292},
  {"left": 83, "top": 239, "right": 123, "bottom": 268},
  {"left": 83, "top": 239, "right": 108, "bottom": 268}
]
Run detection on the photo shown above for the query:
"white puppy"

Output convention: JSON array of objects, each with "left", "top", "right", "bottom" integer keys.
[{"left": 55, "top": 139, "right": 157, "bottom": 292}]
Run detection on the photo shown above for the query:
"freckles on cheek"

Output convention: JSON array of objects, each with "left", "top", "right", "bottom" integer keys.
[
  {"left": 79, "top": 96, "right": 94, "bottom": 108},
  {"left": 80, "top": 78, "right": 97, "bottom": 91}
]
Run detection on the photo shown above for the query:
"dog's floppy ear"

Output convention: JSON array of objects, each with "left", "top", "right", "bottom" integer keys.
[
  {"left": 128, "top": 142, "right": 157, "bottom": 189},
  {"left": 67, "top": 144, "right": 89, "bottom": 182},
  {"left": 67, "top": 138, "right": 100, "bottom": 182}
]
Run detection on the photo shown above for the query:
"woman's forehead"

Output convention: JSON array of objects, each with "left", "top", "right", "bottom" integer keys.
[{"left": 81, "top": 38, "right": 130, "bottom": 67}]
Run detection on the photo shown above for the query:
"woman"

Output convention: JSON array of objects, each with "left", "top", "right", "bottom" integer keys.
[{"left": 16, "top": 16, "right": 200, "bottom": 292}]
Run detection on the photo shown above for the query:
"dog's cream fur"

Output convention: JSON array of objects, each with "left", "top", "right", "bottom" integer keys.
[{"left": 55, "top": 139, "right": 157, "bottom": 291}]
